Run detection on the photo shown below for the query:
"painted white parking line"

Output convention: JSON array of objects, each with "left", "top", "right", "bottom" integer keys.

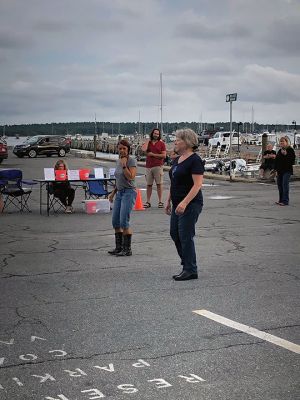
[
  {"left": 208, "top": 195, "right": 234, "bottom": 200},
  {"left": 193, "top": 309, "right": 300, "bottom": 354}
]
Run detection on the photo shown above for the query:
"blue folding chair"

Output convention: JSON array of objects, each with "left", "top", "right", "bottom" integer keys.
[
  {"left": 85, "top": 174, "right": 109, "bottom": 199},
  {"left": 0, "top": 169, "right": 36, "bottom": 212}
]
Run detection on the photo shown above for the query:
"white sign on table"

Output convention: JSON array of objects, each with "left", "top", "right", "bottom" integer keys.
[
  {"left": 68, "top": 169, "right": 80, "bottom": 180},
  {"left": 94, "top": 167, "right": 104, "bottom": 179},
  {"left": 109, "top": 168, "right": 116, "bottom": 178},
  {"left": 44, "top": 168, "right": 55, "bottom": 181}
]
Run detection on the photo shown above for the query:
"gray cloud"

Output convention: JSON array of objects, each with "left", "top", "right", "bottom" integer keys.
[
  {"left": 176, "top": 20, "right": 251, "bottom": 40},
  {"left": 0, "top": 29, "right": 33, "bottom": 49},
  {"left": 32, "top": 21, "right": 73, "bottom": 33},
  {"left": 0, "top": 0, "right": 299, "bottom": 124},
  {"left": 265, "top": 17, "right": 300, "bottom": 55},
  {"left": 239, "top": 64, "right": 300, "bottom": 104}
]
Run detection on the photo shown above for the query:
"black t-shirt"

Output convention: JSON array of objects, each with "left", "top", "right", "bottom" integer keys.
[
  {"left": 275, "top": 147, "right": 296, "bottom": 174},
  {"left": 169, "top": 153, "right": 205, "bottom": 207},
  {"left": 263, "top": 150, "right": 276, "bottom": 168}
]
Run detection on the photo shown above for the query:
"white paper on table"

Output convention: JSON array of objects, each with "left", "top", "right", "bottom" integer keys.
[
  {"left": 94, "top": 167, "right": 104, "bottom": 179},
  {"left": 68, "top": 170, "right": 80, "bottom": 180},
  {"left": 109, "top": 168, "right": 116, "bottom": 178},
  {"left": 44, "top": 168, "right": 55, "bottom": 181}
]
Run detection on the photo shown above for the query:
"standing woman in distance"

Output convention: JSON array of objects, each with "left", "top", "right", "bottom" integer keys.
[
  {"left": 165, "top": 129, "right": 205, "bottom": 281},
  {"left": 274, "top": 136, "right": 295, "bottom": 206},
  {"left": 108, "top": 139, "right": 137, "bottom": 256}
]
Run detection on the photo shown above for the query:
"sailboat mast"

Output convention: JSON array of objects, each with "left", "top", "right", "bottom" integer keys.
[
  {"left": 94, "top": 114, "right": 97, "bottom": 137},
  {"left": 138, "top": 110, "right": 141, "bottom": 135},
  {"left": 160, "top": 72, "right": 163, "bottom": 134}
]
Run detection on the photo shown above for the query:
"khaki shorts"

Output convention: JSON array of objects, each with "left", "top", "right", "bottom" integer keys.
[{"left": 146, "top": 166, "right": 164, "bottom": 185}]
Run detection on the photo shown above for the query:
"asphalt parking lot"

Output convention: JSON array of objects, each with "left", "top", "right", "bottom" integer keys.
[{"left": 0, "top": 152, "right": 299, "bottom": 399}]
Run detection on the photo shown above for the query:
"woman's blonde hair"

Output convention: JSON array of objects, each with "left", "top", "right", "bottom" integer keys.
[
  {"left": 54, "top": 159, "right": 68, "bottom": 170},
  {"left": 175, "top": 128, "right": 199, "bottom": 151},
  {"left": 279, "top": 136, "right": 290, "bottom": 146}
]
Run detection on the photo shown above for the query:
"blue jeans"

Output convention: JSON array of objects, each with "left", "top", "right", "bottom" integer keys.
[
  {"left": 277, "top": 172, "right": 291, "bottom": 205},
  {"left": 170, "top": 202, "right": 202, "bottom": 274},
  {"left": 112, "top": 189, "right": 137, "bottom": 229}
]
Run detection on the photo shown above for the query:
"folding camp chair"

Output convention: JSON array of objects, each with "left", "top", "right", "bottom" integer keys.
[
  {"left": 47, "top": 183, "right": 66, "bottom": 213},
  {"left": 84, "top": 174, "right": 109, "bottom": 199},
  {"left": 0, "top": 169, "right": 36, "bottom": 212}
]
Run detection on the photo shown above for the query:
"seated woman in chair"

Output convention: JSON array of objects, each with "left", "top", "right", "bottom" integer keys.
[
  {"left": 53, "top": 160, "right": 75, "bottom": 213},
  {"left": 259, "top": 143, "right": 276, "bottom": 179}
]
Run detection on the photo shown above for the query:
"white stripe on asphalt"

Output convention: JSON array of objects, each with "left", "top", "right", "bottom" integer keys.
[{"left": 193, "top": 309, "right": 300, "bottom": 354}]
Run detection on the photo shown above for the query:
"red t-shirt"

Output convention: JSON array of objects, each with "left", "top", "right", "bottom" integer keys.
[{"left": 146, "top": 140, "right": 166, "bottom": 168}]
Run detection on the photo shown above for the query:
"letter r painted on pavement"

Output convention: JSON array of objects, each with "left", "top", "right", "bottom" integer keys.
[
  {"left": 178, "top": 373, "right": 205, "bottom": 383},
  {"left": 45, "top": 395, "right": 70, "bottom": 400},
  {"left": 81, "top": 388, "right": 105, "bottom": 399},
  {"left": 132, "top": 359, "right": 150, "bottom": 368}
]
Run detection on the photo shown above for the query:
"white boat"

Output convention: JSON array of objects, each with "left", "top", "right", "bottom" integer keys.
[{"left": 255, "top": 132, "right": 276, "bottom": 145}]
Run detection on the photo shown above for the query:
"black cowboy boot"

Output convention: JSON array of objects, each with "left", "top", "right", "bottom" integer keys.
[
  {"left": 108, "top": 232, "right": 123, "bottom": 255},
  {"left": 116, "top": 234, "right": 132, "bottom": 256}
]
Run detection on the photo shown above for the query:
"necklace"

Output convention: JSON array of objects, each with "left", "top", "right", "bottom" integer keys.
[{"left": 179, "top": 151, "right": 193, "bottom": 162}]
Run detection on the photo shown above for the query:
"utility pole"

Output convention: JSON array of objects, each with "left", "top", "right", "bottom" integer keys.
[
  {"left": 292, "top": 120, "right": 297, "bottom": 148},
  {"left": 94, "top": 114, "right": 97, "bottom": 158},
  {"left": 226, "top": 93, "right": 237, "bottom": 181}
]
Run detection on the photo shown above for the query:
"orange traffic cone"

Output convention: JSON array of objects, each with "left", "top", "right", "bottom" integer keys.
[{"left": 133, "top": 189, "right": 145, "bottom": 211}]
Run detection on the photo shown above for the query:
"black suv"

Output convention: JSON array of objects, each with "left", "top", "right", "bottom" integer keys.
[{"left": 13, "top": 135, "right": 71, "bottom": 158}]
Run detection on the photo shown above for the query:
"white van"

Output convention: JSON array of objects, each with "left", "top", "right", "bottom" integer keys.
[{"left": 208, "top": 131, "right": 239, "bottom": 148}]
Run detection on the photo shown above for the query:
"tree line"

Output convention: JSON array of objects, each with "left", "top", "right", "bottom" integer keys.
[{"left": 1, "top": 121, "right": 292, "bottom": 137}]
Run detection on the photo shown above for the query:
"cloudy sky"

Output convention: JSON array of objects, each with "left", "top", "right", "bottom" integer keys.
[{"left": 0, "top": 0, "right": 299, "bottom": 125}]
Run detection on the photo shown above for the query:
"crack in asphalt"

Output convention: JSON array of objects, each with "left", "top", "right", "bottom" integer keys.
[
  {"left": 222, "top": 214, "right": 300, "bottom": 224},
  {"left": 0, "top": 280, "right": 253, "bottom": 310},
  {"left": 264, "top": 323, "right": 300, "bottom": 332},
  {"left": 199, "top": 323, "right": 300, "bottom": 340},
  {"left": 139, "top": 340, "right": 266, "bottom": 360},
  {"left": 0, "top": 340, "right": 267, "bottom": 371},
  {"left": 0, "top": 345, "right": 150, "bottom": 370},
  {"left": 3, "top": 307, "right": 50, "bottom": 336},
  {"left": 0, "top": 273, "right": 296, "bottom": 311},
  {"left": 220, "top": 237, "right": 245, "bottom": 253},
  {"left": 0, "top": 253, "right": 15, "bottom": 273},
  {"left": 248, "top": 265, "right": 300, "bottom": 280},
  {"left": 0, "top": 269, "right": 81, "bottom": 279}
]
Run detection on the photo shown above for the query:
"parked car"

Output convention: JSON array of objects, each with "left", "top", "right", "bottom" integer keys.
[
  {"left": 13, "top": 135, "right": 71, "bottom": 158},
  {"left": 198, "top": 130, "right": 217, "bottom": 146},
  {"left": 0, "top": 138, "right": 8, "bottom": 164},
  {"left": 208, "top": 131, "right": 239, "bottom": 148}
]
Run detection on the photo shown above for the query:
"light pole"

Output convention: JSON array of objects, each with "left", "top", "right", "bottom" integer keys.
[
  {"left": 226, "top": 93, "right": 237, "bottom": 180},
  {"left": 292, "top": 120, "right": 297, "bottom": 148}
]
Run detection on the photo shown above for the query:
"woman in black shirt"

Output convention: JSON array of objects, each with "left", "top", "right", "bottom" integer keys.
[
  {"left": 274, "top": 137, "right": 295, "bottom": 206},
  {"left": 165, "top": 129, "right": 204, "bottom": 281}
]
